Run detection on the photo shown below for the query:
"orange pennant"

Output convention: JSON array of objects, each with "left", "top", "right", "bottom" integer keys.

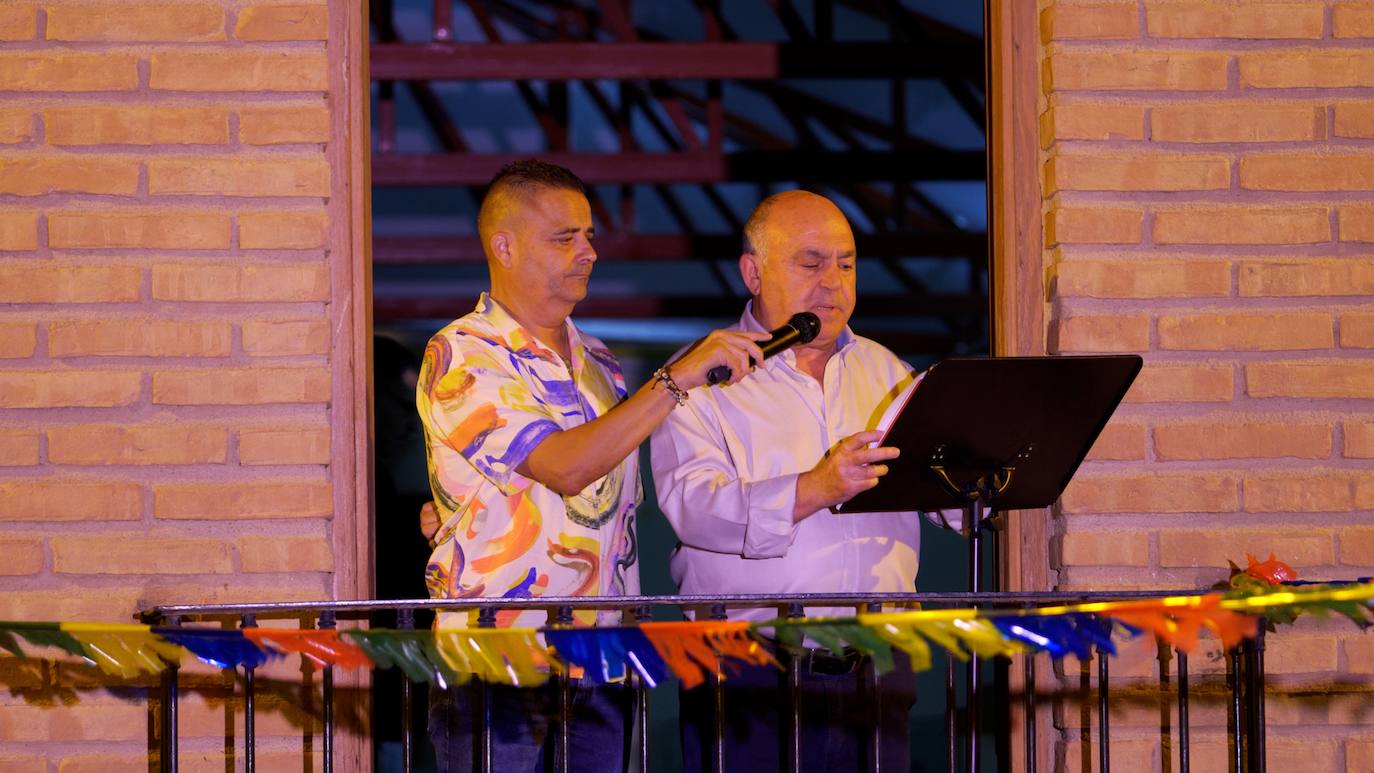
[
  {"left": 1104, "top": 595, "right": 1258, "bottom": 653},
  {"left": 639, "top": 621, "right": 778, "bottom": 690},
  {"left": 243, "top": 629, "right": 374, "bottom": 670}
]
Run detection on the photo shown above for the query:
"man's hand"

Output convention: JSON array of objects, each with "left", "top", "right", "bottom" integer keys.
[
  {"left": 419, "top": 500, "right": 440, "bottom": 546},
  {"left": 666, "top": 329, "right": 771, "bottom": 390},
  {"left": 793, "top": 430, "right": 899, "bottom": 522}
]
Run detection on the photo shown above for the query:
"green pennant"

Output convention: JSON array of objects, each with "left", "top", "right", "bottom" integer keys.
[
  {"left": 343, "top": 630, "right": 460, "bottom": 686},
  {"left": 14, "top": 628, "right": 87, "bottom": 659},
  {"left": 768, "top": 621, "right": 895, "bottom": 674}
]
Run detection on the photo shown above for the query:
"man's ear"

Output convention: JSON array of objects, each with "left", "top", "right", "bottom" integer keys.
[
  {"left": 739, "top": 252, "right": 762, "bottom": 295},
  {"left": 490, "top": 231, "right": 514, "bottom": 269}
]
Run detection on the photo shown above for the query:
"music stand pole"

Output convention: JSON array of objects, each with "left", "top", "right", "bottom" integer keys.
[{"left": 965, "top": 495, "right": 986, "bottom": 773}]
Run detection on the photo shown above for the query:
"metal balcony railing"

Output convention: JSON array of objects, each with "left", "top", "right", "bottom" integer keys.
[{"left": 142, "top": 590, "right": 1270, "bottom": 773}]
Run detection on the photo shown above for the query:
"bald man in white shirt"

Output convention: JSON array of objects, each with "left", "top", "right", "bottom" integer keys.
[{"left": 650, "top": 189, "right": 955, "bottom": 771}]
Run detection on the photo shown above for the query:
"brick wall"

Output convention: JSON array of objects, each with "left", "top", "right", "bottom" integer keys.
[
  {"left": 0, "top": 1, "right": 364, "bottom": 770},
  {"left": 1041, "top": 1, "right": 1374, "bottom": 770}
]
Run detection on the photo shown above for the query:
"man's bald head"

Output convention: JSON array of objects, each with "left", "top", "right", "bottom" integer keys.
[
  {"left": 738, "top": 189, "right": 856, "bottom": 350},
  {"left": 741, "top": 189, "right": 847, "bottom": 264},
  {"left": 477, "top": 160, "right": 587, "bottom": 259}
]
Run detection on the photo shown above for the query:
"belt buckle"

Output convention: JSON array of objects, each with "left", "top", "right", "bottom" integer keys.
[{"left": 804, "top": 647, "right": 861, "bottom": 676}]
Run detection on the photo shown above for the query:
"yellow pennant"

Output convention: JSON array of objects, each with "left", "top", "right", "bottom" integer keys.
[
  {"left": 61, "top": 623, "right": 185, "bottom": 678},
  {"left": 866, "top": 620, "right": 933, "bottom": 672},
  {"left": 433, "top": 628, "right": 555, "bottom": 686}
]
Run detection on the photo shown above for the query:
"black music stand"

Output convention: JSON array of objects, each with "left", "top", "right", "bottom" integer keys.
[{"left": 834, "top": 354, "right": 1141, "bottom": 772}]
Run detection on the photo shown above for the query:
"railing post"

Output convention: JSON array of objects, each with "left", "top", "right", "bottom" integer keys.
[
  {"left": 555, "top": 605, "right": 575, "bottom": 773},
  {"left": 161, "top": 614, "right": 180, "bottom": 773},
  {"left": 475, "top": 607, "right": 497, "bottom": 773},
  {"left": 1023, "top": 647, "right": 1036, "bottom": 773},
  {"left": 319, "top": 611, "right": 336, "bottom": 773},
  {"left": 631, "top": 604, "right": 653, "bottom": 773},
  {"left": 864, "top": 600, "right": 882, "bottom": 773},
  {"left": 785, "top": 602, "right": 805, "bottom": 773},
  {"left": 1097, "top": 645, "right": 1110, "bottom": 773},
  {"left": 1177, "top": 649, "right": 1190, "bottom": 773},
  {"left": 397, "top": 609, "right": 415, "bottom": 773},
  {"left": 709, "top": 603, "right": 728, "bottom": 773},
  {"left": 241, "top": 614, "right": 257, "bottom": 773},
  {"left": 1156, "top": 640, "right": 1171, "bottom": 773},
  {"left": 1251, "top": 624, "right": 1266, "bottom": 773},
  {"left": 946, "top": 651, "right": 958, "bottom": 773},
  {"left": 1229, "top": 648, "right": 1243, "bottom": 773}
]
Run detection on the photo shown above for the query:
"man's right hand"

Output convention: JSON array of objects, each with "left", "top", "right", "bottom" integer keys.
[
  {"left": 793, "top": 430, "right": 899, "bottom": 522},
  {"left": 419, "top": 500, "right": 440, "bottom": 545},
  {"left": 665, "top": 329, "right": 770, "bottom": 391}
]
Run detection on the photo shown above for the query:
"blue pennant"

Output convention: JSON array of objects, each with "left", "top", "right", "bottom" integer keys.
[
  {"left": 992, "top": 613, "right": 1127, "bottom": 660},
  {"left": 993, "top": 616, "right": 1082, "bottom": 659},
  {"left": 153, "top": 628, "right": 275, "bottom": 670},
  {"left": 1069, "top": 614, "right": 1126, "bottom": 656},
  {"left": 544, "top": 628, "right": 671, "bottom": 687}
]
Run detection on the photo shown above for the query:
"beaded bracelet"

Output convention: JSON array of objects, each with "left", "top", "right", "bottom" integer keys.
[{"left": 652, "top": 366, "right": 689, "bottom": 406}]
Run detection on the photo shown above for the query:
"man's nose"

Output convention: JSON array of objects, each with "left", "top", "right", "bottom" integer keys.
[
  {"left": 819, "top": 261, "right": 843, "bottom": 288},
  {"left": 577, "top": 234, "right": 597, "bottom": 262}
]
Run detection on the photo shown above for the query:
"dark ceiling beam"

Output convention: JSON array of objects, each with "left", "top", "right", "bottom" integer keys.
[
  {"left": 374, "top": 151, "right": 725, "bottom": 185},
  {"left": 369, "top": 42, "right": 981, "bottom": 81},
  {"left": 374, "top": 294, "right": 983, "bottom": 321},
  {"left": 372, "top": 150, "right": 985, "bottom": 186},
  {"left": 372, "top": 231, "right": 988, "bottom": 263}
]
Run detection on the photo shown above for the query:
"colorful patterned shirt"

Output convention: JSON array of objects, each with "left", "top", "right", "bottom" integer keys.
[{"left": 417, "top": 294, "right": 641, "bottom": 628}]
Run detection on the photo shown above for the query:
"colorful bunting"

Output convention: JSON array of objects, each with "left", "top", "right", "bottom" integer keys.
[
  {"left": 62, "top": 623, "right": 185, "bottom": 678},
  {"left": 867, "top": 618, "right": 933, "bottom": 672},
  {"left": 343, "top": 630, "right": 458, "bottom": 686},
  {"left": 154, "top": 628, "right": 277, "bottom": 670},
  {"left": 243, "top": 629, "right": 373, "bottom": 670},
  {"left": 544, "top": 627, "right": 670, "bottom": 686},
  {"left": 992, "top": 614, "right": 1111, "bottom": 659},
  {"left": 434, "top": 629, "right": 554, "bottom": 687},
  {"left": 639, "top": 621, "right": 778, "bottom": 690},
  {"left": 772, "top": 621, "right": 896, "bottom": 674},
  {"left": 2, "top": 621, "right": 86, "bottom": 659},
  {"left": 2, "top": 576, "right": 1373, "bottom": 689},
  {"left": 1247, "top": 552, "right": 1297, "bottom": 584}
]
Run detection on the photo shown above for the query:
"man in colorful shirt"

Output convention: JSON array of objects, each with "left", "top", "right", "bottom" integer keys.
[{"left": 418, "top": 160, "right": 767, "bottom": 772}]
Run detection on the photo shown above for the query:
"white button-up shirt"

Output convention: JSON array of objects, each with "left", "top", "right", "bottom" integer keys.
[{"left": 650, "top": 304, "right": 942, "bottom": 622}]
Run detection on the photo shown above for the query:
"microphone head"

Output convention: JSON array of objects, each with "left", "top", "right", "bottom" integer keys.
[{"left": 788, "top": 311, "right": 822, "bottom": 344}]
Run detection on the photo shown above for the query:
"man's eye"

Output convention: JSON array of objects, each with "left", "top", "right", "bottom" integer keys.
[
  {"left": 839, "top": 262, "right": 855, "bottom": 271},
  {"left": 800, "top": 262, "right": 821, "bottom": 270}
]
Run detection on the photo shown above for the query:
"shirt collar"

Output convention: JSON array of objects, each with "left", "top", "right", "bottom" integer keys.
[
  {"left": 474, "top": 292, "right": 586, "bottom": 369},
  {"left": 739, "top": 300, "right": 856, "bottom": 368}
]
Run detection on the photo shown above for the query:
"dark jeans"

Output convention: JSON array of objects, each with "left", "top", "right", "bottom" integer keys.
[
  {"left": 680, "top": 649, "right": 917, "bottom": 772},
  {"left": 428, "top": 679, "right": 632, "bottom": 773}
]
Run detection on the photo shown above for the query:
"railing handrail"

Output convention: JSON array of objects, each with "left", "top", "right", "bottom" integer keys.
[{"left": 140, "top": 588, "right": 1208, "bottom": 623}]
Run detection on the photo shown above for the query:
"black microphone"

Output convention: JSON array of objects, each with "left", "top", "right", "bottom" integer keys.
[{"left": 706, "top": 311, "right": 821, "bottom": 385}]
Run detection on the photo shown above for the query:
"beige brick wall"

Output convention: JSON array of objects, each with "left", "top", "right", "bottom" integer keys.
[
  {"left": 0, "top": 1, "right": 364, "bottom": 769},
  {"left": 1041, "top": 1, "right": 1374, "bottom": 770}
]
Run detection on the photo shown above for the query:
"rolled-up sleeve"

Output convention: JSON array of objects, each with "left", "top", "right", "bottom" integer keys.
[{"left": 650, "top": 398, "right": 799, "bottom": 559}]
